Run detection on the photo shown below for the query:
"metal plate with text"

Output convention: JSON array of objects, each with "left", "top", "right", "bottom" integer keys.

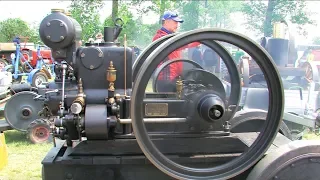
[{"left": 145, "top": 103, "right": 168, "bottom": 117}]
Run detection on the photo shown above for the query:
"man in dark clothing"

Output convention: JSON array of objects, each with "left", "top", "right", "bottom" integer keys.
[
  {"left": 192, "top": 46, "right": 203, "bottom": 66},
  {"left": 152, "top": 11, "right": 200, "bottom": 92}
]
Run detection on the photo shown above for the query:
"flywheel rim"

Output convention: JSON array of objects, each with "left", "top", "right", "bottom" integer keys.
[{"left": 131, "top": 28, "right": 284, "bottom": 180}]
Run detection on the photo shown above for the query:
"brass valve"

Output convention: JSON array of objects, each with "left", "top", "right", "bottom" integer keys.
[
  {"left": 107, "top": 61, "right": 116, "bottom": 92},
  {"left": 64, "top": 12, "right": 72, "bottom": 16},
  {"left": 51, "top": 9, "right": 65, "bottom": 13},
  {"left": 176, "top": 76, "right": 183, "bottom": 99},
  {"left": 73, "top": 78, "right": 85, "bottom": 106}
]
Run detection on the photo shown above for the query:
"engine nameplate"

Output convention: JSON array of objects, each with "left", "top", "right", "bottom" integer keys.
[{"left": 145, "top": 103, "right": 168, "bottom": 116}]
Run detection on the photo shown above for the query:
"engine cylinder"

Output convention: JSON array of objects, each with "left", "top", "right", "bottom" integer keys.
[
  {"left": 39, "top": 10, "right": 82, "bottom": 49},
  {"left": 266, "top": 38, "right": 289, "bottom": 67}
]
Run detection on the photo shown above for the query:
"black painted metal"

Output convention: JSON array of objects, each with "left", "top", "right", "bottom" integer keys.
[
  {"left": 131, "top": 29, "right": 284, "bottom": 179},
  {"left": 266, "top": 38, "right": 289, "bottom": 67},
  {"left": 41, "top": 133, "right": 293, "bottom": 180},
  {"left": 33, "top": 11, "right": 317, "bottom": 180},
  {"left": 152, "top": 58, "right": 203, "bottom": 92},
  {"left": 229, "top": 109, "right": 293, "bottom": 140},
  {"left": 247, "top": 140, "right": 320, "bottom": 180}
]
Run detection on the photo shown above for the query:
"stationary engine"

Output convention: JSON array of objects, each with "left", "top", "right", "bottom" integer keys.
[
  {"left": 239, "top": 21, "right": 320, "bottom": 90},
  {"left": 37, "top": 9, "right": 132, "bottom": 143},
  {"left": 5, "top": 10, "right": 320, "bottom": 180}
]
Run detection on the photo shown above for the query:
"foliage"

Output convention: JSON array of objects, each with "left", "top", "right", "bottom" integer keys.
[
  {"left": 0, "top": 18, "right": 40, "bottom": 43},
  {"left": 312, "top": 37, "right": 320, "bottom": 45},
  {"left": 176, "top": 0, "right": 200, "bottom": 31},
  {"left": 241, "top": 0, "right": 316, "bottom": 37},
  {"left": 202, "top": 1, "right": 243, "bottom": 28},
  {"left": 68, "top": 0, "right": 104, "bottom": 41},
  {"left": 104, "top": 1, "right": 161, "bottom": 47},
  {"left": 173, "top": 1, "right": 243, "bottom": 31}
]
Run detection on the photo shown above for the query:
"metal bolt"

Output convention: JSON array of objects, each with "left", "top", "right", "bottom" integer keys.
[
  {"left": 60, "top": 36, "right": 64, "bottom": 40},
  {"left": 98, "top": 53, "right": 103, "bottom": 57},
  {"left": 60, "top": 23, "right": 64, "bottom": 27},
  {"left": 214, "top": 110, "right": 221, "bottom": 117},
  {"left": 274, "top": 176, "right": 278, "bottom": 179},
  {"left": 46, "top": 36, "right": 51, "bottom": 39},
  {"left": 190, "top": 127, "right": 194, "bottom": 131},
  {"left": 66, "top": 173, "right": 73, "bottom": 179},
  {"left": 223, "top": 121, "right": 231, "bottom": 132},
  {"left": 291, "top": 163, "right": 295, "bottom": 167},
  {"left": 90, "top": 65, "right": 94, "bottom": 69},
  {"left": 47, "top": 22, "right": 50, "bottom": 26},
  {"left": 81, "top": 53, "right": 85, "bottom": 57}
]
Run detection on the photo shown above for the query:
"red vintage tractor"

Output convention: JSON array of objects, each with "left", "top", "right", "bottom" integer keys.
[{"left": 18, "top": 37, "right": 54, "bottom": 73}]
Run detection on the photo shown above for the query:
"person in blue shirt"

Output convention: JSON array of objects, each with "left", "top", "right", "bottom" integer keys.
[{"left": 12, "top": 36, "right": 21, "bottom": 44}]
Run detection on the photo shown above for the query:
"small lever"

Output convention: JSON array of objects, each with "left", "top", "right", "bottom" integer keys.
[{"left": 45, "top": 89, "right": 59, "bottom": 94}]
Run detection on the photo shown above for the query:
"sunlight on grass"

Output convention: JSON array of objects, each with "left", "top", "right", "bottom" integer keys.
[
  {"left": 303, "top": 132, "right": 320, "bottom": 140},
  {"left": 0, "top": 130, "right": 52, "bottom": 180}
]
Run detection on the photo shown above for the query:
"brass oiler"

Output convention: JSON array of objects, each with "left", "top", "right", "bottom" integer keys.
[
  {"left": 73, "top": 78, "right": 85, "bottom": 107},
  {"left": 70, "top": 78, "right": 86, "bottom": 114},
  {"left": 176, "top": 76, "right": 183, "bottom": 99},
  {"left": 107, "top": 61, "right": 116, "bottom": 92}
]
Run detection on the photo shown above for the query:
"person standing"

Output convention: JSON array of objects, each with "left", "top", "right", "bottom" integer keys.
[
  {"left": 94, "top": 33, "right": 104, "bottom": 43},
  {"left": 152, "top": 11, "right": 200, "bottom": 91},
  {"left": 234, "top": 48, "right": 245, "bottom": 65}
]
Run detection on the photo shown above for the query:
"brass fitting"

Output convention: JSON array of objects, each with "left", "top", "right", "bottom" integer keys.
[
  {"left": 51, "top": 9, "right": 65, "bottom": 13},
  {"left": 176, "top": 76, "right": 183, "bottom": 99},
  {"left": 107, "top": 61, "right": 116, "bottom": 92},
  {"left": 73, "top": 78, "right": 85, "bottom": 107},
  {"left": 64, "top": 11, "right": 71, "bottom": 16}
]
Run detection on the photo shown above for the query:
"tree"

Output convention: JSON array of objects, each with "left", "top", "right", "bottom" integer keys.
[
  {"left": 0, "top": 18, "right": 40, "bottom": 43},
  {"left": 242, "top": 0, "right": 316, "bottom": 37},
  {"left": 312, "top": 37, "right": 320, "bottom": 45},
  {"left": 202, "top": 1, "right": 243, "bottom": 28},
  {"left": 68, "top": 0, "right": 104, "bottom": 41},
  {"left": 176, "top": 0, "right": 200, "bottom": 31}
]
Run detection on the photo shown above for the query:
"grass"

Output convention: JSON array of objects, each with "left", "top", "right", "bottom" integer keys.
[
  {"left": 0, "top": 130, "right": 52, "bottom": 180},
  {"left": 0, "top": 128, "right": 319, "bottom": 180}
]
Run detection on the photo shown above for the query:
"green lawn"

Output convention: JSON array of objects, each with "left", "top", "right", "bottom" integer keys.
[{"left": 0, "top": 130, "right": 52, "bottom": 180}]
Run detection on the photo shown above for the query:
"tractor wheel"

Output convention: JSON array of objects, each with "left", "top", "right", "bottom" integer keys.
[
  {"left": 26, "top": 119, "right": 52, "bottom": 144},
  {"left": 0, "top": 59, "right": 8, "bottom": 67},
  {"left": 20, "top": 50, "right": 30, "bottom": 64},
  {"left": 7, "top": 67, "right": 23, "bottom": 84},
  {"left": 22, "top": 62, "right": 32, "bottom": 73},
  {"left": 31, "top": 72, "right": 48, "bottom": 87}
]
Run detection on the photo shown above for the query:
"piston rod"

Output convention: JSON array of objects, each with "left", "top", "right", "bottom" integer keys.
[{"left": 119, "top": 118, "right": 187, "bottom": 124}]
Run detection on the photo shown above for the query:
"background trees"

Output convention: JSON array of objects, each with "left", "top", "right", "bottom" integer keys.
[{"left": 0, "top": 0, "right": 316, "bottom": 48}]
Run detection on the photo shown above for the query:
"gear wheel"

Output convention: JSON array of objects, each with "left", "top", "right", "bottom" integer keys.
[{"left": 26, "top": 119, "right": 52, "bottom": 144}]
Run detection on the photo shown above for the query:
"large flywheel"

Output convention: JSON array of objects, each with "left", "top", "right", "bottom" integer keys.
[{"left": 131, "top": 29, "right": 284, "bottom": 179}]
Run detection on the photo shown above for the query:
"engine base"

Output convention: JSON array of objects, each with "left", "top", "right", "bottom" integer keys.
[{"left": 42, "top": 132, "right": 292, "bottom": 180}]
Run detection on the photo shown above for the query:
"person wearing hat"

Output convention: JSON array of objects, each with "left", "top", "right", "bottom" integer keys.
[
  {"left": 152, "top": 11, "right": 200, "bottom": 91},
  {"left": 94, "top": 33, "right": 104, "bottom": 43}
]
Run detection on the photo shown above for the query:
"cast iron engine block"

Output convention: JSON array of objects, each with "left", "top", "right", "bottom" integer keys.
[{"left": 5, "top": 10, "right": 320, "bottom": 180}]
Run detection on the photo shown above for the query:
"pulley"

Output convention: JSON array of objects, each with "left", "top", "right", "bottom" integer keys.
[
  {"left": 4, "top": 91, "right": 44, "bottom": 132},
  {"left": 131, "top": 28, "right": 284, "bottom": 180}
]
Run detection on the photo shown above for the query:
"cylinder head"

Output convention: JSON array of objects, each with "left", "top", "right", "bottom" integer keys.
[{"left": 39, "top": 10, "right": 82, "bottom": 50}]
